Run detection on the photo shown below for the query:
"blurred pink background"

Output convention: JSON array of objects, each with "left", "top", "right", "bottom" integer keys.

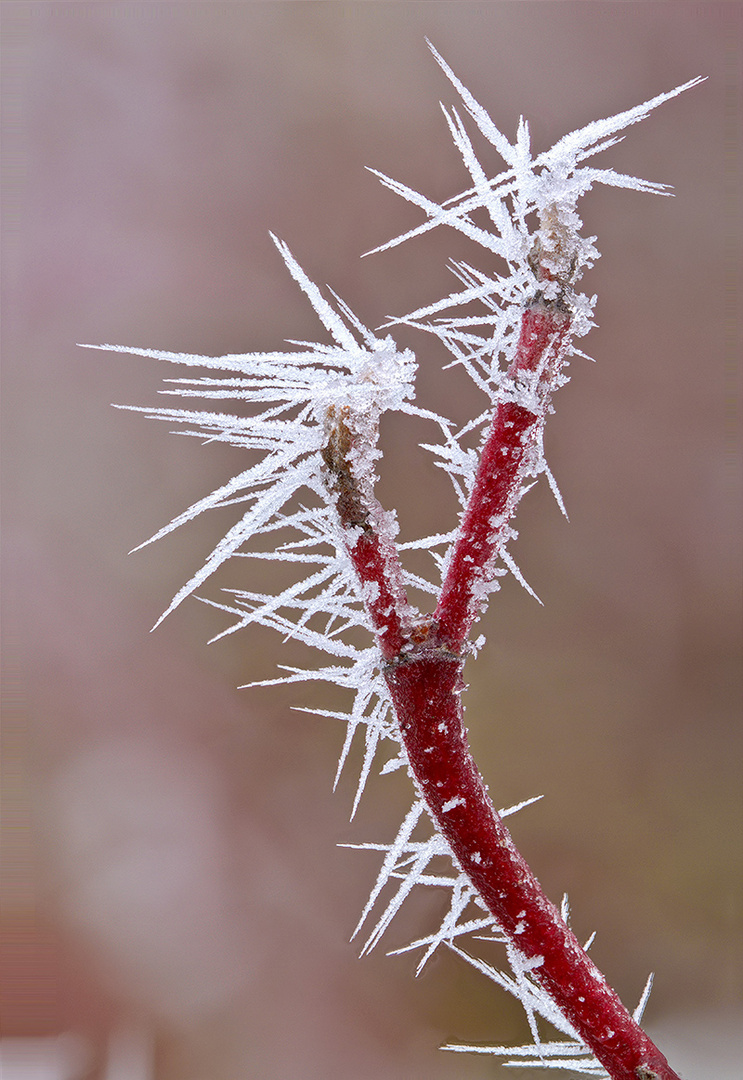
[{"left": 2, "top": 4, "right": 741, "bottom": 1078}]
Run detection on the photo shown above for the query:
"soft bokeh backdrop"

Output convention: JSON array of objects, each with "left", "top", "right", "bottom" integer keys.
[{"left": 2, "top": 4, "right": 741, "bottom": 1078}]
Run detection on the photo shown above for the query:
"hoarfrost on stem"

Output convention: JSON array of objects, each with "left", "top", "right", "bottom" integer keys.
[{"left": 86, "top": 43, "right": 703, "bottom": 1080}]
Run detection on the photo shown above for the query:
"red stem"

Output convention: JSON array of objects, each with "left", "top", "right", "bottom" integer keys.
[
  {"left": 384, "top": 648, "right": 680, "bottom": 1080},
  {"left": 348, "top": 529, "right": 411, "bottom": 660},
  {"left": 328, "top": 295, "right": 681, "bottom": 1080},
  {"left": 436, "top": 298, "right": 571, "bottom": 652}
]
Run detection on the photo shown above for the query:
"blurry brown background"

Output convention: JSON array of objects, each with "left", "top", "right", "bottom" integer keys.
[{"left": 2, "top": 4, "right": 741, "bottom": 1078}]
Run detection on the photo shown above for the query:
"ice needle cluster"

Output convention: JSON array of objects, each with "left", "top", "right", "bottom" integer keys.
[{"left": 86, "top": 46, "right": 702, "bottom": 1074}]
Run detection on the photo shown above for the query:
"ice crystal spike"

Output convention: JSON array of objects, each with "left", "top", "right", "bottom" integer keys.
[
  {"left": 94, "top": 46, "right": 702, "bottom": 1080},
  {"left": 83, "top": 239, "right": 449, "bottom": 632}
]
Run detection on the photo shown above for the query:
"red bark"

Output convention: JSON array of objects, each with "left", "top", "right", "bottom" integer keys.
[
  {"left": 436, "top": 299, "right": 572, "bottom": 652},
  {"left": 330, "top": 295, "right": 681, "bottom": 1080},
  {"left": 384, "top": 647, "right": 681, "bottom": 1080}
]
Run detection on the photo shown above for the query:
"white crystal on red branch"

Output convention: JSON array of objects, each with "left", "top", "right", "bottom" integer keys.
[{"left": 84, "top": 46, "right": 702, "bottom": 1078}]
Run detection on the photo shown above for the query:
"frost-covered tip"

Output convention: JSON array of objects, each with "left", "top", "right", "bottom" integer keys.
[
  {"left": 80, "top": 236, "right": 446, "bottom": 627},
  {"left": 371, "top": 46, "right": 705, "bottom": 365}
]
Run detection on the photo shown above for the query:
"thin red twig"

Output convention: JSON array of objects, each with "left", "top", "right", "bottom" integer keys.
[{"left": 326, "top": 292, "right": 683, "bottom": 1080}]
